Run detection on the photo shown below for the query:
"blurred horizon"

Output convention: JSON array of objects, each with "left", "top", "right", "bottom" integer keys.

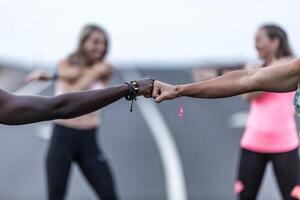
[
  {"left": 0, "top": 1, "right": 299, "bottom": 199},
  {"left": 0, "top": 0, "right": 299, "bottom": 69}
]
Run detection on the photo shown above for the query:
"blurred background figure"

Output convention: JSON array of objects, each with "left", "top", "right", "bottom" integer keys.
[
  {"left": 26, "top": 24, "right": 118, "bottom": 200},
  {"left": 237, "top": 24, "right": 299, "bottom": 200},
  {"left": 1, "top": 0, "right": 300, "bottom": 199},
  {"left": 194, "top": 24, "right": 300, "bottom": 200}
]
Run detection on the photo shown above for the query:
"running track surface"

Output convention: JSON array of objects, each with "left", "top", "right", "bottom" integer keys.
[{"left": 0, "top": 69, "right": 292, "bottom": 200}]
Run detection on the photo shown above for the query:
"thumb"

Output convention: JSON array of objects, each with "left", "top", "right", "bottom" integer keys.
[
  {"left": 155, "top": 94, "right": 165, "bottom": 103},
  {"left": 152, "top": 88, "right": 159, "bottom": 98}
]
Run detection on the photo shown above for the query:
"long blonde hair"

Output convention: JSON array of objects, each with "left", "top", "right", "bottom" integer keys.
[{"left": 68, "top": 24, "right": 109, "bottom": 66}]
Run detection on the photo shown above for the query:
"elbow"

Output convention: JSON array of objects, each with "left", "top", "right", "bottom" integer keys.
[
  {"left": 52, "top": 104, "right": 73, "bottom": 120},
  {"left": 52, "top": 107, "right": 76, "bottom": 120},
  {"left": 241, "top": 70, "right": 261, "bottom": 93},
  {"left": 51, "top": 96, "right": 71, "bottom": 120},
  {"left": 51, "top": 96, "right": 80, "bottom": 120},
  {"left": 52, "top": 107, "right": 65, "bottom": 120}
]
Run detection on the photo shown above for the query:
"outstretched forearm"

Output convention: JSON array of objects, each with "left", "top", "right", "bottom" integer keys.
[
  {"left": 179, "top": 70, "right": 255, "bottom": 98},
  {"left": 0, "top": 84, "right": 128, "bottom": 125},
  {"left": 179, "top": 59, "right": 300, "bottom": 98}
]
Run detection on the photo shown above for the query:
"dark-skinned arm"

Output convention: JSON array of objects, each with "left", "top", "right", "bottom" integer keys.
[{"left": 0, "top": 78, "right": 153, "bottom": 125}]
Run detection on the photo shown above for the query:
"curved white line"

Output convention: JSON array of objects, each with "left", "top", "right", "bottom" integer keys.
[
  {"left": 14, "top": 72, "right": 188, "bottom": 200},
  {"left": 122, "top": 70, "right": 187, "bottom": 200}
]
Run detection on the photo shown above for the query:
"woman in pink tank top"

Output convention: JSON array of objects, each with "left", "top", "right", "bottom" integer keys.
[
  {"left": 188, "top": 24, "right": 299, "bottom": 199},
  {"left": 189, "top": 24, "right": 300, "bottom": 200},
  {"left": 153, "top": 24, "right": 300, "bottom": 199},
  {"left": 190, "top": 24, "right": 299, "bottom": 199},
  {"left": 234, "top": 24, "right": 300, "bottom": 200}
]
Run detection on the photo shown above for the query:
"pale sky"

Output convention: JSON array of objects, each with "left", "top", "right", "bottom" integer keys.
[{"left": 0, "top": 0, "right": 299, "bottom": 68}]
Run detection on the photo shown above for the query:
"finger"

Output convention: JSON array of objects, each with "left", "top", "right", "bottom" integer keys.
[
  {"left": 143, "top": 90, "right": 151, "bottom": 98},
  {"left": 151, "top": 86, "right": 157, "bottom": 97},
  {"left": 152, "top": 90, "right": 160, "bottom": 98},
  {"left": 155, "top": 94, "right": 165, "bottom": 103},
  {"left": 152, "top": 81, "right": 161, "bottom": 98},
  {"left": 152, "top": 88, "right": 159, "bottom": 98}
]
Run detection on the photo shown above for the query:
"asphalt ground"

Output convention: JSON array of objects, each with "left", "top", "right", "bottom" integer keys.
[{"left": 0, "top": 69, "right": 293, "bottom": 200}]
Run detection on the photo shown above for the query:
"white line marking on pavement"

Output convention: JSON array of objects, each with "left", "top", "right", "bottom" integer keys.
[{"left": 122, "top": 70, "right": 187, "bottom": 200}]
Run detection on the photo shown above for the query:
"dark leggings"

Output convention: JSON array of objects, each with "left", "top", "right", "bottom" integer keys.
[
  {"left": 237, "top": 148, "right": 300, "bottom": 200},
  {"left": 46, "top": 124, "right": 118, "bottom": 200}
]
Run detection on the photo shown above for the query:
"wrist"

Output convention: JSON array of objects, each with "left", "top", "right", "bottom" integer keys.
[
  {"left": 124, "top": 81, "right": 137, "bottom": 101},
  {"left": 131, "top": 80, "right": 139, "bottom": 94},
  {"left": 124, "top": 82, "right": 138, "bottom": 112},
  {"left": 175, "top": 85, "right": 184, "bottom": 97}
]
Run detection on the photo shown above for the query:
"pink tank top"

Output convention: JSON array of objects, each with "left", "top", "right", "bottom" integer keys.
[{"left": 241, "top": 92, "right": 299, "bottom": 153}]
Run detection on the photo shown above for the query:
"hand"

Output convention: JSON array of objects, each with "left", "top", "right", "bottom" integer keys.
[
  {"left": 137, "top": 76, "right": 154, "bottom": 97},
  {"left": 25, "top": 70, "right": 52, "bottom": 82},
  {"left": 152, "top": 81, "right": 180, "bottom": 103}
]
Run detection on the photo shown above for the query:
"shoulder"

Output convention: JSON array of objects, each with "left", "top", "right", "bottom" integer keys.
[
  {"left": 274, "top": 56, "right": 295, "bottom": 65},
  {"left": 93, "top": 62, "right": 114, "bottom": 83},
  {"left": 289, "top": 58, "right": 300, "bottom": 77},
  {"left": 284, "top": 58, "right": 300, "bottom": 70},
  {"left": 57, "top": 59, "right": 71, "bottom": 69},
  {"left": 57, "top": 59, "right": 79, "bottom": 73},
  {"left": 94, "top": 62, "right": 113, "bottom": 70},
  {"left": 93, "top": 62, "right": 114, "bottom": 75},
  {"left": 279, "top": 58, "right": 300, "bottom": 81},
  {"left": 294, "top": 58, "right": 300, "bottom": 67}
]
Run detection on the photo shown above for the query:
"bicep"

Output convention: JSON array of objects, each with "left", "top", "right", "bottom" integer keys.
[
  {"left": 241, "top": 63, "right": 263, "bottom": 101},
  {"left": 0, "top": 91, "right": 56, "bottom": 125},
  {"left": 0, "top": 90, "right": 13, "bottom": 123},
  {"left": 246, "top": 60, "right": 300, "bottom": 92}
]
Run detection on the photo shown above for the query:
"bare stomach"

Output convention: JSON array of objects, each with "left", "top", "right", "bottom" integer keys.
[{"left": 55, "top": 112, "right": 100, "bottom": 130}]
